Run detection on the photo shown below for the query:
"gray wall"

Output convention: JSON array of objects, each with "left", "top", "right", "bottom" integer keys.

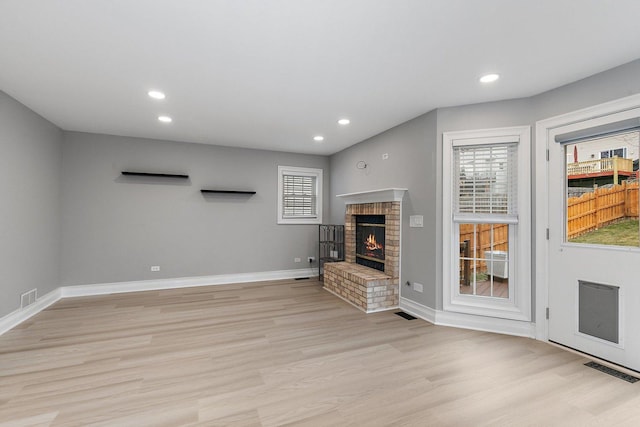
[
  {"left": 329, "top": 110, "right": 439, "bottom": 308},
  {"left": 532, "top": 59, "right": 640, "bottom": 121},
  {"left": 60, "top": 132, "right": 329, "bottom": 286},
  {"left": 0, "top": 91, "right": 62, "bottom": 318},
  {"left": 329, "top": 58, "right": 640, "bottom": 313}
]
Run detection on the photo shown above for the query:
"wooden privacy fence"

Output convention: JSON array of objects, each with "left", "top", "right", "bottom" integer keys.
[
  {"left": 567, "top": 181, "right": 639, "bottom": 239},
  {"left": 459, "top": 223, "right": 508, "bottom": 284},
  {"left": 459, "top": 223, "right": 509, "bottom": 260}
]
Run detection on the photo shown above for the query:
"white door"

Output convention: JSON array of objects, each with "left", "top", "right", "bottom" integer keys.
[{"left": 547, "top": 126, "right": 640, "bottom": 371}]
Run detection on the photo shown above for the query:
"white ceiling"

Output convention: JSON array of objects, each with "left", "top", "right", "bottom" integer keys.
[{"left": 2, "top": 1, "right": 640, "bottom": 155}]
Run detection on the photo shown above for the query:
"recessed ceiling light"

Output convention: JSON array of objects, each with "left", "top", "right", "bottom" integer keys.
[
  {"left": 479, "top": 73, "right": 500, "bottom": 83},
  {"left": 338, "top": 118, "right": 350, "bottom": 125},
  {"left": 148, "top": 90, "right": 166, "bottom": 100},
  {"left": 313, "top": 135, "right": 324, "bottom": 142},
  {"left": 158, "top": 115, "right": 172, "bottom": 123}
]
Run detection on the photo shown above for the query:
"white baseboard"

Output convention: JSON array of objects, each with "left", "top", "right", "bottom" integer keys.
[
  {"left": 0, "top": 268, "right": 316, "bottom": 336},
  {"left": 61, "top": 268, "right": 317, "bottom": 298},
  {"left": 435, "top": 310, "right": 536, "bottom": 338},
  {"left": 399, "top": 297, "right": 437, "bottom": 324},
  {"left": 0, "top": 288, "right": 63, "bottom": 335},
  {"left": 400, "top": 297, "right": 535, "bottom": 338}
]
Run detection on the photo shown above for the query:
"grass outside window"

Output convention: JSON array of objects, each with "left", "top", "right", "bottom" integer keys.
[{"left": 569, "top": 219, "right": 639, "bottom": 247}]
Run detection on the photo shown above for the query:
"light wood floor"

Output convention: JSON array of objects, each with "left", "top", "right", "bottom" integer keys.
[{"left": 1, "top": 279, "right": 639, "bottom": 426}]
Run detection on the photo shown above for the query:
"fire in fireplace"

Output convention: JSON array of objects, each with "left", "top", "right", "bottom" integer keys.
[{"left": 356, "top": 215, "right": 385, "bottom": 271}]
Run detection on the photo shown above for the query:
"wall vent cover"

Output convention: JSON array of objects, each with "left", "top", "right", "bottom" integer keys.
[{"left": 20, "top": 289, "right": 37, "bottom": 308}]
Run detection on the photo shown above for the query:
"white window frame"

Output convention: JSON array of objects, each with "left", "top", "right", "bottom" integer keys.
[
  {"left": 442, "top": 126, "right": 531, "bottom": 321},
  {"left": 277, "top": 166, "right": 323, "bottom": 225}
]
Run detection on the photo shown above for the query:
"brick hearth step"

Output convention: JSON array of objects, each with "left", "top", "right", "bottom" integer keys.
[{"left": 323, "top": 262, "right": 398, "bottom": 313}]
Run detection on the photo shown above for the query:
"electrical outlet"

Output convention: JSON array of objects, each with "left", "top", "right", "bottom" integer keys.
[
  {"left": 308, "top": 256, "right": 315, "bottom": 263},
  {"left": 413, "top": 282, "right": 424, "bottom": 293},
  {"left": 294, "top": 257, "right": 301, "bottom": 263},
  {"left": 409, "top": 215, "right": 424, "bottom": 228},
  {"left": 151, "top": 266, "right": 160, "bottom": 272}
]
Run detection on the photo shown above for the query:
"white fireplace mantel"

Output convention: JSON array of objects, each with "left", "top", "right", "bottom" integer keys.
[{"left": 336, "top": 188, "right": 407, "bottom": 205}]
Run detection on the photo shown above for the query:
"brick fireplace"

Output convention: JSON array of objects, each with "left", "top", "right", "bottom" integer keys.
[{"left": 323, "top": 188, "right": 406, "bottom": 313}]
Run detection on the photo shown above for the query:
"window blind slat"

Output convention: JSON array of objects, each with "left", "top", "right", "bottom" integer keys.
[
  {"left": 454, "top": 143, "right": 518, "bottom": 218},
  {"left": 282, "top": 174, "right": 317, "bottom": 217}
]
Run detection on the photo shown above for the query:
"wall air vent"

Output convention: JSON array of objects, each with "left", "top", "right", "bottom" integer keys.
[{"left": 20, "top": 289, "right": 37, "bottom": 309}]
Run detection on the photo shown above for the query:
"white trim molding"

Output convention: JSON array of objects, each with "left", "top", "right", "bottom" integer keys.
[
  {"left": 400, "top": 297, "right": 535, "bottom": 338},
  {"left": 62, "top": 268, "right": 316, "bottom": 298},
  {"left": 336, "top": 188, "right": 407, "bottom": 204},
  {"left": 0, "top": 288, "right": 63, "bottom": 336},
  {"left": 0, "top": 268, "right": 316, "bottom": 336},
  {"left": 399, "top": 297, "right": 437, "bottom": 324}
]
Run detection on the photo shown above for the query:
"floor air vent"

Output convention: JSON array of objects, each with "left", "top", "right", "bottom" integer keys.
[
  {"left": 394, "top": 311, "right": 417, "bottom": 320},
  {"left": 585, "top": 361, "right": 639, "bottom": 383}
]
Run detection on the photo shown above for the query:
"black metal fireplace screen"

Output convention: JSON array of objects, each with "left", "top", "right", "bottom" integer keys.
[{"left": 355, "top": 215, "right": 385, "bottom": 271}]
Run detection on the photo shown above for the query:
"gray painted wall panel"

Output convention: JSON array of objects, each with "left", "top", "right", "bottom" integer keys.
[
  {"left": 532, "top": 59, "right": 640, "bottom": 121},
  {"left": 0, "top": 91, "right": 62, "bottom": 318},
  {"left": 60, "top": 132, "right": 329, "bottom": 286},
  {"left": 330, "top": 111, "right": 439, "bottom": 308}
]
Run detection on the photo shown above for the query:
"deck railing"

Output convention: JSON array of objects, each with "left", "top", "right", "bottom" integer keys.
[{"left": 567, "top": 156, "right": 634, "bottom": 178}]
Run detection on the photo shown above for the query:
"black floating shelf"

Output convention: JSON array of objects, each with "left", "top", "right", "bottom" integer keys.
[
  {"left": 200, "top": 189, "right": 256, "bottom": 195},
  {"left": 122, "top": 171, "right": 189, "bottom": 179}
]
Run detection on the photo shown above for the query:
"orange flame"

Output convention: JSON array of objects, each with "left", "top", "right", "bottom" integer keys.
[{"left": 365, "top": 234, "right": 383, "bottom": 251}]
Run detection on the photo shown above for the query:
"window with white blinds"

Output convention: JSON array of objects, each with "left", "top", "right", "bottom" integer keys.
[
  {"left": 442, "top": 126, "right": 531, "bottom": 322},
  {"left": 277, "top": 166, "right": 323, "bottom": 224},
  {"left": 453, "top": 143, "right": 518, "bottom": 223},
  {"left": 282, "top": 174, "right": 317, "bottom": 218}
]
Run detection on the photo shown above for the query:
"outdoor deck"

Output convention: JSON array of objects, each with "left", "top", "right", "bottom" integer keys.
[
  {"left": 567, "top": 156, "right": 636, "bottom": 181},
  {"left": 460, "top": 278, "right": 509, "bottom": 298}
]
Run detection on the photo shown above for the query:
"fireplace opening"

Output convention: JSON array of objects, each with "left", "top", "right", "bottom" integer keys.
[{"left": 356, "top": 215, "right": 385, "bottom": 271}]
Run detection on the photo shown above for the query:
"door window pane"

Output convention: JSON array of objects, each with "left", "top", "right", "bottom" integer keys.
[{"left": 565, "top": 131, "right": 639, "bottom": 247}]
